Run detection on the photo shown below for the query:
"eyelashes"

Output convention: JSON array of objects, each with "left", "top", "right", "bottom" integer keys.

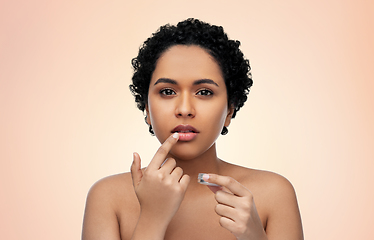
[
  {"left": 196, "top": 89, "right": 213, "bottom": 96},
  {"left": 159, "top": 88, "right": 176, "bottom": 96},
  {"left": 159, "top": 88, "right": 214, "bottom": 96}
]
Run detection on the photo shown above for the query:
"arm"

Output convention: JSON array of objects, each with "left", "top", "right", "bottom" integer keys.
[
  {"left": 82, "top": 178, "right": 121, "bottom": 240},
  {"left": 263, "top": 175, "right": 304, "bottom": 240}
]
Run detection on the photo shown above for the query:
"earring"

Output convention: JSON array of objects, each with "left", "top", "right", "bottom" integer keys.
[
  {"left": 149, "top": 125, "right": 155, "bottom": 135},
  {"left": 221, "top": 126, "right": 228, "bottom": 135},
  {"left": 144, "top": 116, "right": 155, "bottom": 136}
]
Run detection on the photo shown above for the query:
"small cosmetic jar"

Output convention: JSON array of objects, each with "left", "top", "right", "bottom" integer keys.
[{"left": 198, "top": 173, "right": 221, "bottom": 187}]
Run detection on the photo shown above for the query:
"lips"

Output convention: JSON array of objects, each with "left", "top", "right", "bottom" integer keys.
[
  {"left": 172, "top": 125, "right": 199, "bottom": 133},
  {"left": 172, "top": 125, "right": 199, "bottom": 141}
]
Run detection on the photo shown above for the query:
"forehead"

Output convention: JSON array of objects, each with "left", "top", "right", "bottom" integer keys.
[{"left": 150, "top": 45, "right": 225, "bottom": 86}]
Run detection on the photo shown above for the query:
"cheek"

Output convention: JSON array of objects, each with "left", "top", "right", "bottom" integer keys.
[
  {"left": 197, "top": 101, "right": 228, "bottom": 128},
  {"left": 148, "top": 100, "right": 172, "bottom": 124},
  {"left": 147, "top": 98, "right": 175, "bottom": 141}
]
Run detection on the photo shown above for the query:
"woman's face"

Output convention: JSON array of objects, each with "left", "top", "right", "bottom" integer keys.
[{"left": 146, "top": 45, "right": 233, "bottom": 160}]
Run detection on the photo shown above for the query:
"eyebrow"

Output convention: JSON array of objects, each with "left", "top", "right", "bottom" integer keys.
[{"left": 154, "top": 78, "right": 219, "bottom": 87}]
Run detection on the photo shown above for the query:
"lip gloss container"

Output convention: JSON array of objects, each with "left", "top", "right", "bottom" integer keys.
[{"left": 198, "top": 173, "right": 221, "bottom": 187}]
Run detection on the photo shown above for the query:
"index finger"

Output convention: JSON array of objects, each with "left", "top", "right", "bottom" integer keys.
[
  {"left": 147, "top": 132, "right": 179, "bottom": 170},
  {"left": 202, "top": 174, "right": 249, "bottom": 197}
]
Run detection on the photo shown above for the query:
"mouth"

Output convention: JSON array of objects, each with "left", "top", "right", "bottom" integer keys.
[
  {"left": 172, "top": 125, "right": 199, "bottom": 141},
  {"left": 171, "top": 125, "right": 199, "bottom": 134}
]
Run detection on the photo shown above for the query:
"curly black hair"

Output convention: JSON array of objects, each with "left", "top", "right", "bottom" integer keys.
[{"left": 130, "top": 18, "right": 252, "bottom": 120}]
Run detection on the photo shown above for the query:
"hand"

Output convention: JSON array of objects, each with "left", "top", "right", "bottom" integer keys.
[
  {"left": 131, "top": 133, "right": 190, "bottom": 226},
  {"left": 203, "top": 174, "right": 267, "bottom": 240}
]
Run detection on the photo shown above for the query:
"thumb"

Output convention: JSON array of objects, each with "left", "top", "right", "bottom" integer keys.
[{"left": 130, "top": 152, "right": 142, "bottom": 188}]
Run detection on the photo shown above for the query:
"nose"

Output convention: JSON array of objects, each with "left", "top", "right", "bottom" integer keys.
[{"left": 175, "top": 93, "right": 195, "bottom": 118}]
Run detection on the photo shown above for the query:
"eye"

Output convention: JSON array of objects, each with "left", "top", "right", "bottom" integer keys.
[
  {"left": 159, "top": 88, "right": 176, "bottom": 96},
  {"left": 196, "top": 89, "right": 213, "bottom": 96}
]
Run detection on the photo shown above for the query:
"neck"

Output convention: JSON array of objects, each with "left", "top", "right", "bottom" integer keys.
[{"left": 170, "top": 143, "right": 224, "bottom": 182}]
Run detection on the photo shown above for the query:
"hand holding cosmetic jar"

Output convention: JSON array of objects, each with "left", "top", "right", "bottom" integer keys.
[{"left": 198, "top": 173, "right": 221, "bottom": 187}]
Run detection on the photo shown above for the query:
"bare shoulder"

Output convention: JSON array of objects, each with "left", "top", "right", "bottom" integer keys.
[
  {"left": 245, "top": 169, "right": 299, "bottom": 212},
  {"left": 222, "top": 161, "right": 296, "bottom": 196},
  {"left": 82, "top": 173, "right": 137, "bottom": 240},
  {"left": 248, "top": 168, "right": 296, "bottom": 196},
  {"left": 221, "top": 162, "right": 303, "bottom": 239},
  {"left": 223, "top": 162, "right": 292, "bottom": 188},
  {"left": 86, "top": 173, "right": 135, "bottom": 207}
]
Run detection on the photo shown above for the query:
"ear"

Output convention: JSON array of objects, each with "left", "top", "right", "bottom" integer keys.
[
  {"left": 224, "top": 105, "right": 235, "bottom": 127},
  {"left": 145, "top": 105, "right": 151, "bottom": 125}
]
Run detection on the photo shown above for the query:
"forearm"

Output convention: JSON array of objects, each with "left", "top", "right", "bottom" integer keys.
[{"left": 130, "top": 213, "right": 169, "bottom": 240}]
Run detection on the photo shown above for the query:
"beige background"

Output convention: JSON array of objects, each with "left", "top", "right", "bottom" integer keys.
[{"left": 1, "top": 0, "right": 373, "bottom": 239}]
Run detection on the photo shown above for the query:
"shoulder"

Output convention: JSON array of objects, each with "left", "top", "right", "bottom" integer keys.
[
  {"left": 222, "top": 162, "right": 299, "bottom": 210},
  {"left": 245, "top": 168, "right": 295, "bottom": 195},
  {"left": 88, "top": 172, "right": 132, "bottom": 194},
  {"left": 243, "top": 170, "right": 303, "bottom": 238},
  {"left": 82, "top": 173, "right": 136, "bottom": 240},
  {"left": 218, "top": 162, "right": 303, "bottom": 238},
  {"left": 249, "top": 170, "right": 298, "bottom": 211},
  {"left": 223, "top": 162, "right": 295, "bottom": 194},
  {"left": 85, "top": 172, "right": 136, "bottom": 213}
]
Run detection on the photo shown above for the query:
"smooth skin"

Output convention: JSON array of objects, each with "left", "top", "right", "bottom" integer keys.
[{"left": 82, "top": 45, "right": 303, "bottom": 240}]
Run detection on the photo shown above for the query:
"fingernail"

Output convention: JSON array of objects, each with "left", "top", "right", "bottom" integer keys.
[
  {"left": 172, "top": 132, "right": 179, "bottom": 139},
  {"left": 203, "top": 174, "right": 210, "bottom": 181}
]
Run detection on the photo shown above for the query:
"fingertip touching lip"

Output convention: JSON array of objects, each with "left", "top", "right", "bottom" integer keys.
[{"left": 172, "top": 124, "right": 199, "bottom": 133}]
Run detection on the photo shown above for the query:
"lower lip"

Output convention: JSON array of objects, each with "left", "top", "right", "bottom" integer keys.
[{"left": 177, "top": 132, "right": 198, "bottom": 141}]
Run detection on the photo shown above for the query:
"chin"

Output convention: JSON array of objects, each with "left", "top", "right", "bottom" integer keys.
[{"left": 169, "top": 142, "right": 213, "bottom": 161}]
